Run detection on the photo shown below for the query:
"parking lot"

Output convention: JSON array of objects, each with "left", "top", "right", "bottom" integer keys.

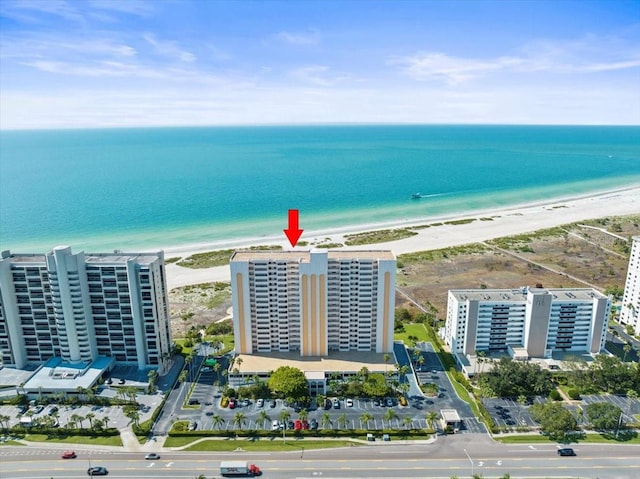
[{"left": 481, "top": 397, "right": 546, "bottom": 428}]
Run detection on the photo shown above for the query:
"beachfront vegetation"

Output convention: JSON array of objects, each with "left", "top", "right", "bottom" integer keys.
[
  {"left": 177, "top": 245, "right": 282, "bottom": 269},
  {"left": 398, "top": 243, "right": 488, "bottom": 265},
  {"left": 314, "top": 242, "right": 344, "bottom": 248},
  {"left": 344, "top": 228, "right": 417, "bottom": 245},
  {"left": 443, "top": 218, "right": 476, "bottom": 225}
]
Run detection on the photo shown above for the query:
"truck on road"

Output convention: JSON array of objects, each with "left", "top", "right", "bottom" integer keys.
[{"left": 219, "top": 461, "right": 262, "bottom": 477}]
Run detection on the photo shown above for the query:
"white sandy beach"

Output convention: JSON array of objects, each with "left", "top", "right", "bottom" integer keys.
[{"left": 165, "top": 186, "right": 640, "bottom": 290}]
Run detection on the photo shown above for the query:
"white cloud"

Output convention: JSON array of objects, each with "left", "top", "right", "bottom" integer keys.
[
  {"left": 289, "top": 65, "right": 352, "bottom": 87},
  {"left": 276, "top": 31, "right": 320, "bottom": 46},
  {"left": 143, "top": 33, "right": 196, "bottom": 63}
]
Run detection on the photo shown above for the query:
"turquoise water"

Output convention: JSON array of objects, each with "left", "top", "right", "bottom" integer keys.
[{"left": 1, "top": 125, "right": 639, "bottom": 252}]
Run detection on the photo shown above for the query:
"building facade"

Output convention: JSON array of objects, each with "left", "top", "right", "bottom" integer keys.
[
  {"left": 0, "top": 246, "right": 171, "bottom": 370},
  {"left": 620, "top": 236, "right": 640, "bottom": 335},
  {"left": 445, "top": 287, "right": 610, "bottom": 357},
  {"left": 230, "top": 250, "right": 396, "bottom": 356}
]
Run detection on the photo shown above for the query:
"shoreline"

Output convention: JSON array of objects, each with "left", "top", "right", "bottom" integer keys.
[{"left": 165, "top": 184, "right": 640, "bottom": 289}]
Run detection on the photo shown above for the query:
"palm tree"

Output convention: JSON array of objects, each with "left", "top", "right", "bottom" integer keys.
[
  {"left": 178, "top": 370, "right": 188, "bottom": 384},
  {"left": 233, "top": 412, "right": 247, "bottom": 431},
  {"left": 102, "top": 416, "right": 110, "bottom": 429},
  {"left": 383, "top": 353, "right": 391, "bottom": 374},
  {"left": 337, "top": 412, "right": 348, "bottom": 430},
  {"left": 426, "top": 411, "right": 439, "bottom": 432},
  {"left": 257, "top": 410, "right": 270, "bottom": 430},
  {"left": 321, "top": 412, "right": 332, "bottom": 430},
  {"left": 627, "top": 389, "right": 638, "bottom": 416},
  {"left": 402, "top": 416, "right": 413, "bottom": 430},
  {"left": 517, "top": 395, "right": 527, "bottom": 425},
  {"left": 69, "top": 413, "right": 81, "bottom": 429},
  {"left": 0, "top": 414, "right": 10, "bottom": 430},
  {"left": 85, "top": 412, "right": 96, "bottom": 429},
  {"left": 359, "top": 412, "right": 373, "bottom": 429},
  {"left": 279, "top": 410, "right": 291, "bottom": 424},
  {"left": 623, "top": 343, "right": 632, "bottom": 362},
  {"left": 211, "top": 414, "right": 225, "bottom": 431},
  {"left": 298, "top": 408, "right": 309, "bottom": 422},
  {"left": 383, "top": 408, "right": 398, "bottom": 427},
  {"left": 125, "top": 410, "right": 140, "bottom": 428}
]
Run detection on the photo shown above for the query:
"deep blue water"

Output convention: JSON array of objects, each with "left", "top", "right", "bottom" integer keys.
[{"left": 1, "top": 125, "right": 639, "bottom": 252}]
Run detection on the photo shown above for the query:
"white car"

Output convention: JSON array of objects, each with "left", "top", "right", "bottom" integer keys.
[
  {"left": 346, "top": 398, "right": 354, "bottom": 407},
  {"left": 271, "top": 420, "right": 280, "bottom": 431}
]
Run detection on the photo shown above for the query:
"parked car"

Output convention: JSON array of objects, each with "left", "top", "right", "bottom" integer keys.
[
  {"left": 332, "top": 398, "right": 340, "bottom": 409},
  {"left": 228, "top": 399, "right": 237, "bottom": 409},
  {"left": 324, "top": 399, "right": 332, "bottom": 410},
  {"left": 105, "top": 378, "right": 113, "bottom": 385},
  {"left": 256, "top": 398, "right": 264, "bottom": 407},
  {"left": 287, "top": 420, "right": 295, "bottom": 430},
  {"left": 87, "top": 466, "right": 108, "bottom": 475},
  {"left": 373, "top": 399, "right": 380, "bottom": 407},
  {"left": 61, "top": 450, "right": 76, "bottom": 459},
  {"left": 188, "top": 399, "right": 200, "bottom": 405},
  {"left": 118, "top": 378, "right": 125, "bottom": 384},
  {"left": 188, "top": 421, "right": 197, "bottom": 431},
  {"left": 310, "top": 419, "right": 318, "bottom": 430},
  {"left": 145, "top": 453, "right": 160, "bottom": 460},
  {"left": 557, "top": 448, "right": 576, "bottom": 456},
  {"left": 386, "top": 398, "right": 394, "bottom": 407},
  {"left": 33, "top": 405, "right": 45, "bottom": 414},
  {"left": 240, "top": 398, "right": 250, "bottom": 407},
  {"left": 302, "top": 420, "right": 310, "bottom": 430},
  {"left": 271, "top": 420, "right": 280, "bottom": 431},
  {"left": 48, "top": 406, "right": 59, "bottom": 416},
  {"left": 294, "top": 419, "right": 302, "bottom": 430},
  {"left": 269, "top": 399, "right": 276, "bottom": 408},
  {"left": 346, "top": 398, "right": 354, "bottom": 407}
]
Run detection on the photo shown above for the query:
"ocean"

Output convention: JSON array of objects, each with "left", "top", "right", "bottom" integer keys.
[{"left": 1, "top": 125, "right": 639, "bottom": 253}]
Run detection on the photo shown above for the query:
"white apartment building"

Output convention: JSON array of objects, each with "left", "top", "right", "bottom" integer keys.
[
  {"left": 620, "top": 236, "right": 640, "bottom": 335},
  {"left": 230, "top": 250, "right": 396, "bottom": 356},
  {"left": 0, "top": 246, "right": 171, "bottom": 370},
  {"left": 445, "top": 287, "right": 610, "bottom": 358}
]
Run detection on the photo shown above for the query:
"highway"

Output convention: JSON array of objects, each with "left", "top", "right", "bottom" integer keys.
[{"left": 2, "top": 436, "right": 639, "bottom": 479}]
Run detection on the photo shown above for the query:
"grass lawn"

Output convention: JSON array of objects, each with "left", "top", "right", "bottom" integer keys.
[
  {"left": 24, "top": 434, "right": 123, "bottom": 446},
  {"left": 0, "top": 440, "right": 24, "bottom": 446},
  {"left": 497, "top": 432, "right": 640, "bottom": 445},
  {"left": 394, "top": 323, "right": 430, "bottom": 344},
  {"left": 166, "top": 437, "right": 357, "bottom": 451},
  {"left": 173, "top": 338, "right": 194, "bottom": 356}
]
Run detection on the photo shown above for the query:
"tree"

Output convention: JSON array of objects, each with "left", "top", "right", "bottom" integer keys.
[
  {"left": 0, "top": 414, "right": 10, "bottom": 430},
  {"left": 623, "top": 343, "right": 632, "bottom": 363},
  {"left": 178, "top": 370, "right": 188, "bottom": 384},
  {"left": 103, "top": 416, "right": 110, "bottom": 429},
  {"left": 627, "top": 389, "right": 638, "bottom": 416},
  {"left": 278, "top": 410, "right": 291, "bottom": 424},
  {"left": 69, "top": 414, "right": 81, "bottom": 429},
  {"left": 360, "top": 412, "right": 373, "bottom": 429},
  {"left": 529, "top": 401, "right": 577, "bottom": 441},
  {"left": 585, "top": 402, "right": 623, "bottom": 431},
  {"left": 211, "top": 414, "right": 225, "bottom": 431},
  {"left": 85, "top": 412, "right": 96, "bottom": 429},
  {"left": 402, "top": 416, "right": 413, "bottom": 430},
  {"left": 321, "top": 412, "right": 332, "bottom": 430},
  {"left": 337, "top": 413, "right": 348, "bottom": 430},
  {"left": 233, "top": 412, "right": 247, "bottom": 431},
  {"left": 383, "top": 408, "right": 398, "bottom": 426},
  {"left": 257, "top": 410, "right": 270, "bottom": 429},
  {"left": 268, "top": 366, "right": 308, "bottom": 400},
  {"left": 426, "top": 411, "right": 439, "bottom": 431},
  {"left": 362, "top": 373, "right": 390, "bottom": 397},
  {"left": 383, "top": 353, "right": 391, "bottom": 374},
  {"left": 479, "top": 357, "right": 553, "bottom": 397},
  {"left": 516, "top": 395, "right": 527, "bottom": 425},
  {"left": 124, "top": 409, "right": 141, "bottom": 428},
  {"left": 298, "top": 408, "right": 309, "bottom": 422}
]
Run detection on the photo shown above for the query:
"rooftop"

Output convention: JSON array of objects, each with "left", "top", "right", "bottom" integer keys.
[
  {"left": 450, "top": 287, "right": 606, "bottom": 302},
  {"left": 234, "top": 351, "right": 394, "bottom": 374},
  {"left": 231, "top": 249, "right": 395, "bottom": 263}
]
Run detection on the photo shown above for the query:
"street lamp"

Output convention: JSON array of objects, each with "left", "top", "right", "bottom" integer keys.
[
  {"left": 463, "top": 448, "right": 474, "bottom": 477},
  {"left": 616, "top": 411, "right": 624, "bottom": 439}
]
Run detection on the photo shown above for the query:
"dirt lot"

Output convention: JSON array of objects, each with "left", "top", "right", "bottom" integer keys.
[
  {"left": 396, "top": 215, "right": 640, "bottom": 319},
  {"left": 169, "top": 282, "right": 232, "bottom": 338}
]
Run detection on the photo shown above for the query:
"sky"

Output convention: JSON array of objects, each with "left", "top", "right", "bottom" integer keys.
[{"left": 1, "top": 0, "right": 639, "bottom": 129}]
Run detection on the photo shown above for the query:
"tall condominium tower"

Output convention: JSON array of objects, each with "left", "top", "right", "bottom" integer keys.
[
  {"left": 230, "top": 250, "right": 396, "bottom": 356},
  {"left": 445, "top": 287, "right": 610, "bottom": 357},
  {"left": 0, "top": 246, "right": 171, "bottom": 370},
  {"left": 620, "top": 236, "right": 640, "bottom": 335}
]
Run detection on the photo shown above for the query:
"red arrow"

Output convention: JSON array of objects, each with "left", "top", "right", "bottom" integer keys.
[{"left": 283, "top": 209, "right": 303, "bottom": 247}]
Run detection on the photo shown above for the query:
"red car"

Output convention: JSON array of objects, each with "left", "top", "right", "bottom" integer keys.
[
  {"left": 61, "top": 450, "right": 76, "bottom": 459},
  {"left": 294, "top": 419, "right": 302, "bottom": 430},
  {"left": 302, "top": 420, "right": 310, "bottom": 430},
  {"left": 228, "top": 399, "right": 236, "bottom": 409}
]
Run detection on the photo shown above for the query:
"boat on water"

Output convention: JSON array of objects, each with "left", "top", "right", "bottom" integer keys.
[{"left": 411, "top": 193, "right": 422, "bottom": 199}]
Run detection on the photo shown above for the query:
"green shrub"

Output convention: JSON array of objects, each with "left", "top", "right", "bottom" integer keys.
[
  {"left": 549, "top": 389, "right": 562, "bottom": 401},
  {"left": 567, "top": 389, "right": 581, "bottom": 400}
]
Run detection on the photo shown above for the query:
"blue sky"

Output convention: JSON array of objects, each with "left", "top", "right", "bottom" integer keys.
[{"left": 1, "top": 0, "right": 639, "bottom": 128}]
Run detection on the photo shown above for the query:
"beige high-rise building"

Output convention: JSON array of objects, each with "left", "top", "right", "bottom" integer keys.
[
  {"left": 620, "top": 236, "right": 640, "bottom": 335},
  {"left": 230, "top": 250, "right": 396, "bottom": 356}
]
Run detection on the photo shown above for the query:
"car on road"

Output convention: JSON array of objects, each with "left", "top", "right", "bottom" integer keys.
[
  {"left": 557, "top": 448, "right": 576, "bottom": 456},
  {"left": 145, "top": 453, "right": 160, "bottom": 460},
  {"left": 87, "top": 466, "right": 108, "bottom": 475},
  {"left": 269, "top": 399, "right": 276, "bottom": 408},
  {"left": 61, "top": 450, "right": 76, "bottom": 459},
  {"left": 346, "top": 398, "right": 353, "bottom": 407},
  {"left": 332, "top": 398, "right": 340, "bottom": 409},
  {"left": 256, "top": 398, "right": 264, "bottom": 407}
]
